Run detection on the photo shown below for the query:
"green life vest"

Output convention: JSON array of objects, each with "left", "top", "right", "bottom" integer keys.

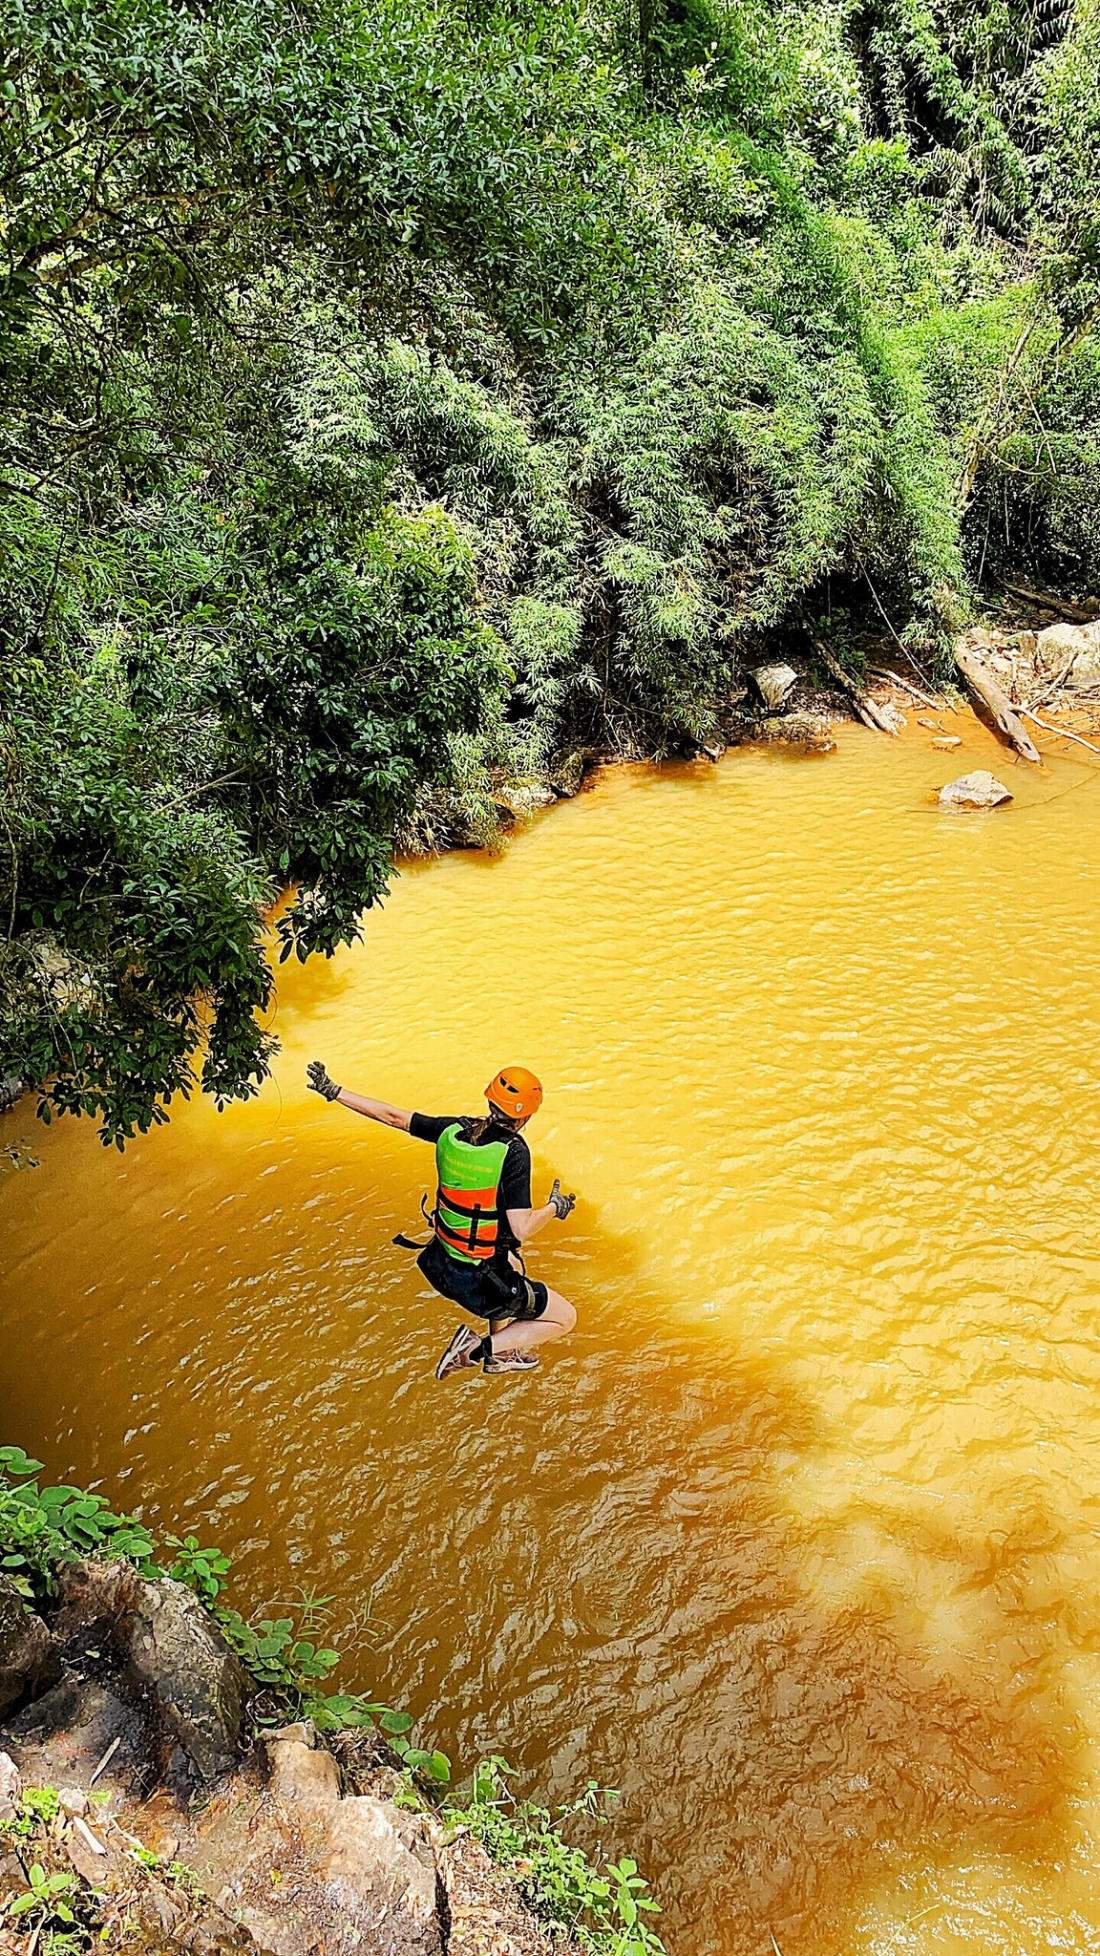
[{"left": 433, "top": 1123, "right": 510, "bottom": 1264}]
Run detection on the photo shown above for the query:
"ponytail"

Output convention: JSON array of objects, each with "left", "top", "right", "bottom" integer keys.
[{"left": 462, "top": 1107, "right": 520, "bottom": 1145}]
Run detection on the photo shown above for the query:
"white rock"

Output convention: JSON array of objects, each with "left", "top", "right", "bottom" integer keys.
[
  {"left": 323, "top": 1797, "right": 441, "bottom": 1951},
  {"left": 931, "top": 734, "right": 962, "bottom": 749},
  {"left": 0, "top": 1751, "right": 22, "bottom": 1820},
  {"left": 58, "top": 1786, "right": 89, "bottom": 1817},
  {"left": 1034, "top": 620, "right": 1100, "bottom": 690},
  {"left": 266, "top": 1735, "right": 341, "bottom": 1807},
  {"left": 938, "top": 770, "right": 1013, "bottom": 808},
  {"left": 265, "top": 1721, "right": 314, "bottom": 1748},
  {"left": 752, "top": 663, "right": 799, "bottom": 710}
]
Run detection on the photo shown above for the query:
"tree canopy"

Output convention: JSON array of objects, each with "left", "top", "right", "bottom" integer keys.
[{"left": 2, "top": 0, "right": 1099, "bottom": 1139}]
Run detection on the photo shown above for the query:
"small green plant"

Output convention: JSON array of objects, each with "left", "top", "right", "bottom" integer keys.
[
  {"left": 164, "top": 1860, "right": 204, "bottom": 1898},
  {"left": 3, "top": 1862, "right": 78, "bottom": 1931},
  {"left": 446, "top": 1758, "right": 664, "bottom": 1955},
  {"left": 391, "top": 1769, "right": 426, "bottom": 1813},
  {"left": 165, "top": 1535, "right": 231, "bottom": 1604},
  {"left": 130, "top": 1843, "right": 203, "bottom": 1896},
  {"left": 1, "top": 1786, "right": 62, "bottom": 1837},
  {"left": 0, "top": 1448, "right": 157, "bottom": 1595},
  {"left": 214, "top": 1608, "right": 339, "bottom": 1692}
]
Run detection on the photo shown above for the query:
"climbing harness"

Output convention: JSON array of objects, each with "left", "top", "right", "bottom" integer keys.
[{"left": 393, "top": 1190, "right": 437, "bottom": 1254}]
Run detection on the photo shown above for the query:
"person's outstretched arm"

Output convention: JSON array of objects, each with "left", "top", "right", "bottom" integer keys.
[
  {"left": 507, "top": 1179, "right": 576, "bottom": 1243},
  {"left": 306, "top": 1061, "right": 412, "bottom": 1131}
]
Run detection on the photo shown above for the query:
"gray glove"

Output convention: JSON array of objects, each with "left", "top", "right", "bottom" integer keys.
[
  {"left": 307, "top": 1060, "right": 342, "bottom": 1102},
  {"left": 548, "top": 1178, "right": 576, "bottom": 1220}
]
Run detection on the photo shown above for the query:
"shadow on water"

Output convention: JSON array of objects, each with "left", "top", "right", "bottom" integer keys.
[{"left": 387, "top": 1205, "right": 1084, "bottom": 1956}]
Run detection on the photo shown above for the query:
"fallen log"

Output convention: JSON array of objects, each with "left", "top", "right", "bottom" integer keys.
[
  {"left": 953, "top": 640, "right": 1041, "bottom": 763},
  {"left": 999, "top": 578, "right": 1100, "bottom": 623},
  {"left": 813, "top": 639, "right": 898, "bottom": 735}
]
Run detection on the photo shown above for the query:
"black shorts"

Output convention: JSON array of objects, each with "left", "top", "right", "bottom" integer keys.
[{"left": 416, "top": 1238, "right": 548, "bottom": 1324}]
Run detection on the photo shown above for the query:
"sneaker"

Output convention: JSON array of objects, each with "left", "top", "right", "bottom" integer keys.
[
  {"left": 435, "top": 1325, "right": 482, "bottom": 1381},
  {"left": 484, "top": 1349, "right": 540, "bottom": 1375}
]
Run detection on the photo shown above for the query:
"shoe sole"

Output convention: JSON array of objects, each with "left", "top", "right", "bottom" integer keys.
[{"left": 436, "top": 1327, "right": 476, "bottom": 1381}]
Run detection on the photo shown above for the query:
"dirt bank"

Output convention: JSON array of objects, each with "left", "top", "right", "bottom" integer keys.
[{"left": 0, "top": 1556, "right": 557, "bottom": 1956}]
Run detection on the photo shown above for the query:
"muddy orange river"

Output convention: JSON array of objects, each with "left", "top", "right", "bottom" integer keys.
[{"left": 3, "top": 714, "right": 1100, "bottom": 1954}]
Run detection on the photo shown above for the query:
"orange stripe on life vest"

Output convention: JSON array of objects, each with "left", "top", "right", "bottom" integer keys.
[
  {"left": 438, "top": 1181, "right": 500, "bottom": 1213},
  {"left": 436, "top": 1215, "right": 497, "bottom": 1259}
]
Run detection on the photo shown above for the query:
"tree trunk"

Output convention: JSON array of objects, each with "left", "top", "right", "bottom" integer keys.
[
  {"left": 812, "top": 638, "right": 898, "bottom": 735},
  {"left": 953, "top": 640, "right": 1041, "bottom": 763}
]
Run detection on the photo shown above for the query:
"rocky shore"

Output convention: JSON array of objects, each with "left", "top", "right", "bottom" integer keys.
[
  {"left": 463, "top": 607, "right": 1100, "bottom": 844},
  {"left": 0, "top": 1559, "right": 552, "bottom": 1956}
]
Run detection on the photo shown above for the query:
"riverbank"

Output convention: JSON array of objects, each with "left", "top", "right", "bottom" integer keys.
[
  {"left": 411, "top": 607, "right": 1100, "bottom": 851},
  {"left": 0, "top": 1454, "right": 660, "bottom": 1956},
  {"left": 4, "top": 603, "right": 1098, "bottom": 1141}
]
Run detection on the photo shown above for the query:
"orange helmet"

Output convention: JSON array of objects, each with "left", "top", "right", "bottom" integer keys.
[{"left": 485, "top": 1066, "right": 543, "bottom": 1122}]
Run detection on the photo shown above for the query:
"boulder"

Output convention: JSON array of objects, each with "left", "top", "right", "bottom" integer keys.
[
  {"left": 752, "top": 663, "right": 798, "bottom": 710},
  {"left": 759, "top": 711, "right": 836, "bottom": 753},
  {"left": 54, "top": 1562, "right": 246, "bottom": 1783},
  {"left": 1034, "top": 619, "right": 1100, "bottom": 691},
  {"left": 122, "top": 1577, "right": 246, "bottom": 1783},
  {"left": 0, "top": 1574, "right": 61, "bottom": 1717},
  {"left": 200, "top": 1781, "right": 447, "bottom": 1956},
  {"left": 264, "top": 1720, "right": 313, "bottom": 1747},
  {"left": 549, "top": 748, "right": 597, "bottom": 798},
  {"left": 323, "top": 1797, "right": 442, "bottom": 1953},
  {"left": 490, "top": 778, "right": 555, "bottom": 825},
  {"left": 938, "top": 770, "right": 1013, "bottom": 809},
  {"left": 263, "top": 1727, "right": 341, "bottom": 1807}
]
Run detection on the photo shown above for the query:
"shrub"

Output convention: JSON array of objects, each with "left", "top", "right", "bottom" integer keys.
[{"left": 446, "top": 1756, "right": 665, "bottom": 1956}]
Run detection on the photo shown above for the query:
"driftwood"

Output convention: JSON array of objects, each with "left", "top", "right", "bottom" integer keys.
[
  {"left": 1018, "top": 708, "right": 1100, "bottom": 756},
  {"left": 813, "top": 638, "right": 897, "bottom": 735},
  {"left": 953, "top": 640, "right": 1041, "bottom": 763},
  {"left": 90, "top": 1736, "right": 121, "bottom": 1786},
  {"left": 72, "top": 1815, "right": 106, "bottom": 1857},
  {"left": 1021, "top": 655, "right": 1079, "bottom": 714},
  {"left": 868, "top": 666, "right": 945, "bottom": 710}
]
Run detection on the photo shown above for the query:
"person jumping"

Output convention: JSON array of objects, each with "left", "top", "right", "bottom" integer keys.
[{"left": 306, "top": 1061, "right": 577, "bottom": 1380}]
